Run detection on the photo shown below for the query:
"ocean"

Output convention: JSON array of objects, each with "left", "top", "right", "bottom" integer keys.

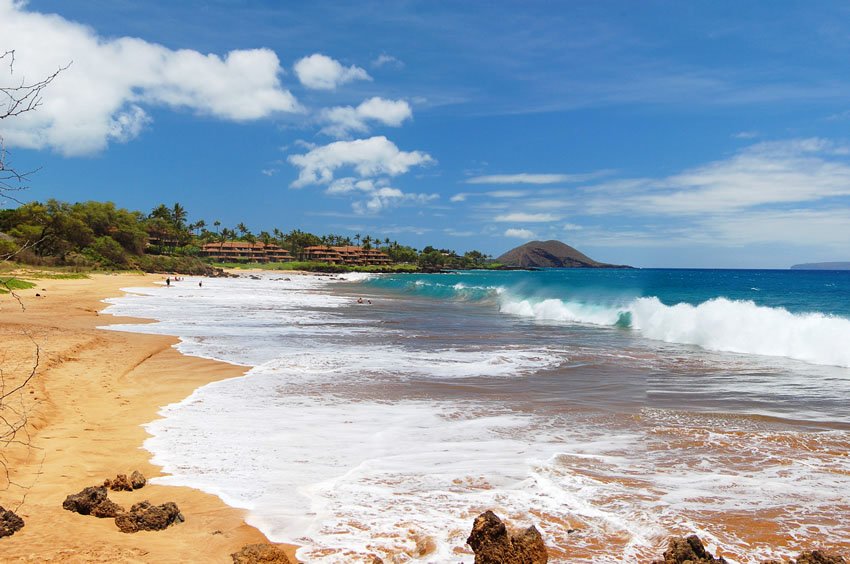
[{"left": 101, "top": 269, "right": 850, "bottom": 563}]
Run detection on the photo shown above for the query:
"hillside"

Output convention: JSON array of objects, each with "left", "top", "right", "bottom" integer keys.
[
  {"left": 496, "top": 240, "right": 630, "bottom": 268},
  {"left": 790, "top": 262, "right": 850, "bottom": 270}
]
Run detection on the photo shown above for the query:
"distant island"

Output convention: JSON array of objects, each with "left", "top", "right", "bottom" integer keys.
[
  {"left": 497, "top": 240, "right": 632, "bottom": 269},
  {"left": 790, "top": 262, "right": 850, "bottom": 270}
]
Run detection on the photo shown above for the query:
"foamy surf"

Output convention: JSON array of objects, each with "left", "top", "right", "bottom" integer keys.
[
  {"left": 500, "top": 294, "right": 850, "bottom": 368},
  {"left": 100, "top": 272, "right": 850, "bottom": 562}
]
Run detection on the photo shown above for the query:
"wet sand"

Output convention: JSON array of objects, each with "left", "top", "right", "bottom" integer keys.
[{"left": 0, "top": 273, "right": 297, "bottom": 563}]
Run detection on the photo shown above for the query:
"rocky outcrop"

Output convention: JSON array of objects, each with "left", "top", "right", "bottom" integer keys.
[
  {"left": 114, "top": 500, "right": 184, "bottom": 533},
  {"left": 230, "top": 543, "right": 293, "bottom": 563},
  {"left": 62, "top": 486, "right": 124, "bottom": 518},
  {"left": 91, "top": 499, "right": 125, "bottom": 518},
  {"left": 103, "top": 470, "right": 146, "bottom": 491},
  {"left": 794, "top": 551, "right": 847, "bottom": 564},
  {"left": 652, "top": 535, "right": 728, "bottom": 563},
  {"left": 466, "top": 510, "right": 548, "bottom": 564},
  {"left": 130, "top": 470, "right": 147, "bottom": 489},
  {"left": 0, "top": 506, "right": 24, "bottom": 538}
]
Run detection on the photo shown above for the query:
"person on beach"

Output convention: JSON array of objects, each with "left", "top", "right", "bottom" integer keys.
[
  {"left": 166, "top": 277, "right": 171, "bottom": 287},
  {"left": 199, "top": 281, "right": 203, "bottom": 287}
]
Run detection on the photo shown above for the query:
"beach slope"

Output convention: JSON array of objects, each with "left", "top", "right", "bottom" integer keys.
[{"left": 0, "top": 273, "right": 294, "bottom": 563}]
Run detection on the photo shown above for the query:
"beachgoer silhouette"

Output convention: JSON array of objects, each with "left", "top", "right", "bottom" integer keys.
[{"left": 166, "top": 277, "right": 171, "bottom": 287}]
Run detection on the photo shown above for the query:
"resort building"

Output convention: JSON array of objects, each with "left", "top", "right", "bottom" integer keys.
[
  {"left": 200, "top": 241, "right": 293, "bottom": 263},
  {"left": 303, "top": 245, "right": 392, "bottom": 266}
]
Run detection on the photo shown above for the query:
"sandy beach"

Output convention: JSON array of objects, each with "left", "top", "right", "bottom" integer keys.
[{"left": 0, "top": 273, "right": 297, "bottom": 563}]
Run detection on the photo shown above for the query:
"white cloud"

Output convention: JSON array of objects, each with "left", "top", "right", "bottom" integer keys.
[
  {"left": 320, "top": 97, "right": 412, "bottom": 137},
  {"left": 288, "top": 135, "right": 434, "bottom": 187},
  {"left": 621, "top": 138, "right": 850, "bottom": 214},
  {"left": 504, "top": 228, "right": 536, "bottom": 239},
  {"left": 450, "top": 193, "right": 468, "bottom": 202},
  {"left": 0, "top": 1, "right": 298, "bottom": 156},
  {"left": 352, "top": 190, "right": 437, "bottom": 215},
  {"left": 704, "top": 209, "right": 850, "bottom": 248},
  {"left": 327, "top": 177, "right": 437, "bottom": 215},
  {"left": 371, "top": 54, "right": 404, "bottom": 68},
  {"left": 466, "top": 172, "right": 610, "bottom": 185},
  {"left": 494, "top": 212, "right": 560, "bottom": 222},
  {"left": 293, "top": 53, "right": 370, "bottom": 90},
  {"left": 563, "top": 223, "right": 583, "bottom": 231},
  {"left": 732, "top": 130, "right": 759, "bottom": 139}
]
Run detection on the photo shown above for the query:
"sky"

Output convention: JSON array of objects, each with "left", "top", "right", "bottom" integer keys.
[{"left": 2, "top": 0, "right": 850, "bottom": 268}]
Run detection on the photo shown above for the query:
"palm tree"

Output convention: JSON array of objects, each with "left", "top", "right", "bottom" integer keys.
[
  {"left": 172, "top": 203, "right": 187, "bottom": 229},
  {"left": 237, "top": 222, "right": 249, "bottom": 238},
  {"left": 354, "top": 233, "right": 361, "bottom": 246},
  {"left": 193, "top": 219, "right": 206, "bottom": 235},
  {"left": 362, "top": 235, "right": 372, "bottom": 250},
  {"left": 213, "top": 220, "right": 221, "bottom": 234}
]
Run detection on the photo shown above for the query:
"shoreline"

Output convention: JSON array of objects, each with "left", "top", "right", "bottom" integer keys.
[{"left": 0, "top": 273, "right": 298, "bottom": 562}]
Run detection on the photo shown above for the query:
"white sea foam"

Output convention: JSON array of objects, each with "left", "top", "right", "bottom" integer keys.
[
  {"left": 101, "top": 274, "right": 850, "bottom": 563},
  {"left": 501, "top": 294, "right": 850, "bottom": 368}
]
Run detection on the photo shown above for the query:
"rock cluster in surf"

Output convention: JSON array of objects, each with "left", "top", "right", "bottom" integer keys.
[
  {"left": 466, "top": 510, "right": 548, "bottom": 564},
  {"left": 230, "top": 543, "right": 292, "bottom": 563}
]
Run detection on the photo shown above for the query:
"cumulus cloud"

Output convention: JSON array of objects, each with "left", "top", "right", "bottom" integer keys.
[
  {"left": 352, "top": 189, "right": 438, "bottom": 215},
  {"left": 504, "top": 228, "right": 536, "bottom": 239},
  {"left": 293, "top": 53, "right": 371, "bottom": 90},
  {"left": 288, "top": 135, "right": 434, "bottom": 187},
  {"left": 494, "top": 212, "right": 560, "bottom": 222},
  {"left": 325, "top": 177, "right": 436, "bottom": 214},
  {"left": 0, "top": 0, "right": 299, "bottom": 155},
  {"left": 320, "top": 97, "right": 412, "bottom": 137},
  {"left": 466, "top": 172, "right": 610, "bottom": 185}
]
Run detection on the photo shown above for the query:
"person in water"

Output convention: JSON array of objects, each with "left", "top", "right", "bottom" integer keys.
[{"left": 357, "top": 297, "right": 363, "bottom": 304}]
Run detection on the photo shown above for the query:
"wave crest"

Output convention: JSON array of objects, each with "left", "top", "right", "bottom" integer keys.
[{"left": 501, "top": 295, "right": 850, "bottom": 368}]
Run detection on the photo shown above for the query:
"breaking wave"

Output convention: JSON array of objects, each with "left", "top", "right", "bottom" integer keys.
[{"left": 500, "top": 295, "right": 850, "bottom": 368}]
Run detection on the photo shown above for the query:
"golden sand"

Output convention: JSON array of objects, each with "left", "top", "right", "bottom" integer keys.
[{"left": 0, "top": 273, "right": 297, "bottom": 563}]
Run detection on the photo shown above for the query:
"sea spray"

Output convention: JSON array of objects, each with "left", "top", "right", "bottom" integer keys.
[{"left": 499, "top": 295, "right": 850, "bottom": 368}]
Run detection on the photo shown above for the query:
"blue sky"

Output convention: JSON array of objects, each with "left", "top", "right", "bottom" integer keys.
[{"left": 2, "top": 0, "right": 850, "bottom": 267}]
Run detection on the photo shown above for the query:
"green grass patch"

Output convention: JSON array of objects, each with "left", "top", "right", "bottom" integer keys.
[{"left": 0, "top": 277, "right": 37, "bottom": 293}]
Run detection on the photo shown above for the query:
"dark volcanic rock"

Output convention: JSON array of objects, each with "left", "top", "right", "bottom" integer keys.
[
  {"left": 104, "top": 473, "right": 133, "bottom": 491},
  {"left": 130, "top": 470, "right": 146, "bottom": 489},
  {"left": 115, "top": 500, "right": 184, "bottom": 533},
  {"left": 91, "top": 499, "right": 125, "bottom": 518},
  {"left": 496, "top": 240, "right": 629, "bottom": 269},
  {"left": 652, "top": 535, "right": 728, "bottom": 564},
  {"left": 62, "top": 486, "right": 121, "bottom": 518},
  {"left": 0, "top": 506, "right": 25, "bottom": 538},
  {"left": 795, "top": 551, "right": 848, "bottom": 564},
  {"left": 231, "top": 543, "right": 293, "bottom": 563},
  {"left": 466, "top": 510, "right": 548, "bottom": 564}
]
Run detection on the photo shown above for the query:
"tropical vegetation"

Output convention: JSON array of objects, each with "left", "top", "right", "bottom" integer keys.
[{"left": 0, "top": 199, "right": 497, "bottom": 272}]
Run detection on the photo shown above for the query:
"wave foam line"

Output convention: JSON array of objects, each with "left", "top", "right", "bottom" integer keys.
[{"left": 501, "top": 295, "right": 850, "bottom": 368}]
